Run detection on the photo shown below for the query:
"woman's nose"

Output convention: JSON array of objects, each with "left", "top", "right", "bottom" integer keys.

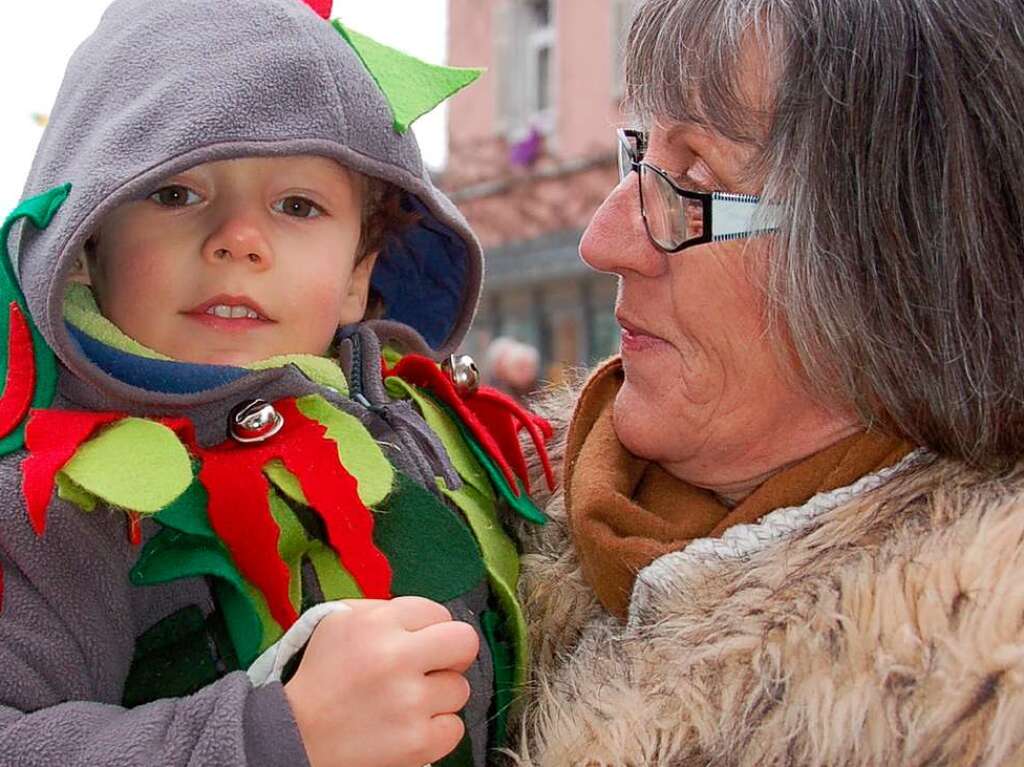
[
  {"left": 201, "top": 208, "right": 273, "bottom": 270},
  {"left": 580, "top": 173, "right": 665, "bottom": 278}
]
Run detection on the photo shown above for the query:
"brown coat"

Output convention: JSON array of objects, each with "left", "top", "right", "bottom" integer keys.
[{"left": 505, "top": 385, "right": 1024, "bottom": 766}]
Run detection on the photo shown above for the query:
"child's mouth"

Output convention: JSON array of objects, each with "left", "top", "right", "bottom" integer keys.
[{"left": 184, "top": 294, "right": 274, "bottom": 329}]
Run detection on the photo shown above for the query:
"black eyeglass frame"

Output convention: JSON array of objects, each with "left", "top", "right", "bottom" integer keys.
[{"left": 617, "top": 128, "right": 771, "bottom": 254}]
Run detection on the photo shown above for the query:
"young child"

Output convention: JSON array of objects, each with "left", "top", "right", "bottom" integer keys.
[{"left": 0, "top": 1, "right": 553, "bottom": 766}]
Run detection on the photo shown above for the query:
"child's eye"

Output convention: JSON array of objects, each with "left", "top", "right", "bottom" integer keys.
[
  {"left": 274, "top": 196, "right": 324, "bottom": 219},
  {"left": 149, "top": 185, "right": 201, "bottom": 207}
]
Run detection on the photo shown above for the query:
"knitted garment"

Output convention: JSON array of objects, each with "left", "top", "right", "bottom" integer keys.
[{"left": 565, "top": 357, "right": 914, "bottom": 619}]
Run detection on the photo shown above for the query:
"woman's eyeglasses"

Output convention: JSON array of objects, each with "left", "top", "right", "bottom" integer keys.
[{"left": 616, "top": 128, "right": 779, "bottom": 253}]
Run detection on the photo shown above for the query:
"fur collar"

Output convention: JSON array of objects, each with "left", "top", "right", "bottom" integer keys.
[{"left": 506, "top": 383, "right": 1024, "bottom": 766}]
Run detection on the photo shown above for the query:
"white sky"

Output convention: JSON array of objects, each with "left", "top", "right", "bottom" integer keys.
[{"left": 0, "top": 0, "right": 449, "bottom": 213}]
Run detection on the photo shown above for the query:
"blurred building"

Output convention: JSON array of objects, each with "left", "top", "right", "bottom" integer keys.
[{"left": 442, "top": 0, "right": 635, "bottom": 384}]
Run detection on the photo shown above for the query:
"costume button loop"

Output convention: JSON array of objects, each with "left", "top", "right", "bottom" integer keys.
[
  {"left": 229, "top": 399, "right": 284, "bottom": 444},
  {"left": 441, "top": 354, "right": 480, "bottom": 397}
]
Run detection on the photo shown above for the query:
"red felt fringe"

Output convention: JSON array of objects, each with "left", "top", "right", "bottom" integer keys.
[
  {"left": 0, "top": 303, "right": 36, "bottom": 440},
  {"left": 386, "top": 355, "right": 555, "bottom": 495},
  {"left": 195, "top": 398, "right": 391, "bottom": 631},
  {"left": 275, "top": 399, "right": 391, "bottom": 598}
]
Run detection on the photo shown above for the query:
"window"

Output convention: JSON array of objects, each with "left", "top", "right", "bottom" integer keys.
[{"left": 495, "top": 0, "right": 556, "bottom": 138}]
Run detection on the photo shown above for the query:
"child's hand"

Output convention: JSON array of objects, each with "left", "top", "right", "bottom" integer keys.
[{"left": 283, "top": 596, "right": 480, "bottom": 767}]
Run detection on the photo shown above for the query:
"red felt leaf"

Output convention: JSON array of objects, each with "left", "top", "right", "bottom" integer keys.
[
  {"left": 21, "top": 410, "right": 123, "bottom": 536},
  {"left": 299, "top": 0, "right": 332, "bottom": 19},
  {"left": 0, "top": 303, "right": 36, "bottom": 439}
]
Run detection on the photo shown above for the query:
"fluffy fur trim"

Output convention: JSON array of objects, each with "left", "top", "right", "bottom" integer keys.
[{"left": 505, "top": 386, "right": 1024, "bottom": 766}]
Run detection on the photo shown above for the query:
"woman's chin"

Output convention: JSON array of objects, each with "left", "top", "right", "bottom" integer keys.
[{"left": 612, "top": 382, "right": 677, "bottom": 462}]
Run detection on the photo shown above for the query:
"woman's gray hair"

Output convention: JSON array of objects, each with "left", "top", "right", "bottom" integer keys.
[{"left": 625, "top": 0, "right": 1024, "bottom": 467}]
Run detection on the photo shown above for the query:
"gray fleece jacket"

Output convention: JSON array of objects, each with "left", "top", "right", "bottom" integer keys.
[{"left": 0, "top": 1, "right": 510, "bottom": 765}]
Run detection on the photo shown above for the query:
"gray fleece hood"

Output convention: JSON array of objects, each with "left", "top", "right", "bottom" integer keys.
[{"left": 13, "top": 0, "right": 482, "bottom": 405}]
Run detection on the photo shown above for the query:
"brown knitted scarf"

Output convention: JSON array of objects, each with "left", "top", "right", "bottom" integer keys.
[{"left": 565, "top": 358, "right": 914, "bottom": 619}]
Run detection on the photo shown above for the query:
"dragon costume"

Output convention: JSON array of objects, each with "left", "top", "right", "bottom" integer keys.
[{"left": 0, "top": 1, "right": 551, "bottom": 765}]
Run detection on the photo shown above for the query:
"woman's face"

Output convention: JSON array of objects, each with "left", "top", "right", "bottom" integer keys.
[{"left": 581, "top": 122, "right": 854, "bottom": 491}]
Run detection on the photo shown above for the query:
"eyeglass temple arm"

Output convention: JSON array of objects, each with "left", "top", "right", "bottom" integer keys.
[{"left": 710, "top": 194, "right": 780, "bottom": 241}]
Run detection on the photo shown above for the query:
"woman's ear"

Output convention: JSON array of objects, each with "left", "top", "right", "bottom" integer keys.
[{"left": 339, "top": 250, "right": 381, "bottom": 322}]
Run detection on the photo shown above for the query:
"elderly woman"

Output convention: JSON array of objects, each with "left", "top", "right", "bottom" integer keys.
[{"left": 507, "top": 0, "right": 1024, "bottom": 764}]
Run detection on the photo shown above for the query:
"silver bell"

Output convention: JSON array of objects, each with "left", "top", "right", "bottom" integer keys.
[
  {"left": 229, "top": 399, "right": 284, "bottom": 444},
  {"left": 441, "top": 354, "right": 480, "bottom": 397}
]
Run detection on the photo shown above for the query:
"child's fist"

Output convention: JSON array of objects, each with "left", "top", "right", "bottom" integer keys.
[{"left": 283, "top": 596, "right": 480, "bottom": 767}]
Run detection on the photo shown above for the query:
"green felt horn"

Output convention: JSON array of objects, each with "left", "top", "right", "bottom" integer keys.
[{"left": 333, "top": 20, "right": 484, "bottom": 134}]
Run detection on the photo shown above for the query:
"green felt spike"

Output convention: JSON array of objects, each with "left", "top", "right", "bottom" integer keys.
[
  {"left": 375, "top": 472, "right": 485, "bottom": 602},
  {"left": 295, "top": 394, "right": 393, "bottom": 506},
  {"left": 333, "top": 20, "right": 483, "bottom": 133},
  {"left": 155, "top": 473, "right": 214, "bottom": 538},
  {"left": 268, "top": 490, "right": 306, "bottom": 612},
  {"left": 442, "top": 480, "right": 529, "bottom": 688},
  {"left": 61, "top": 418, "right": 193, "bottom": 513},
  {"left": 309, "top": 542, "right": 362, "bottom": 600},
  {"left": 0, "top": 185, "right": 70, "bottom": 454}
]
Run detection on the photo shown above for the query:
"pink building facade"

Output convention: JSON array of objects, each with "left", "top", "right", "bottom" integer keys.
[{"left": 443, "top": 0, "right": 635, "bottom": 383}]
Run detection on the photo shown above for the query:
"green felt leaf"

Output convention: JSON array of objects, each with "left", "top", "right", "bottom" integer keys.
[
  {"left": 55, "top": 473, "right": 97, "bottom": 512},
  {"left": 0, "top": 184, "right": 69, "bottom": 455},
  {"left": 131, "top": 528, "right": 266, "bottom": 666},
  {"left": 155, "top": 476, "right": 215, "bottom": 539},
  {"left": 375, "top": 473, "right": 485, "bottom": 602},
  {"left": 385, "top": 376, "right": 491, "bottom": 497},
  {"left": 442, "top": 480, "right": 529, "bottom": 689},
  {"left": 62, "top": 418, "right": 193, "bottom": 513},
  {"left": 333, "top": 20, "right": 483, "bottom": 133},
  {"left": 295, "top": 394, "right": 393, "bottom": 507},
  {"left": 143, "top": 482, "right": 278, "bottom": 664}
]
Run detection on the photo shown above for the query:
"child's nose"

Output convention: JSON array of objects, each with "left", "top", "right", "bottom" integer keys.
[{"left": 202, "top": 212, "right": 273, "bottom": 270}]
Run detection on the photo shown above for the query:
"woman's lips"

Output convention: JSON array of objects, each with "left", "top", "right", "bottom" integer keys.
[
  {"left": 620, "top": 326, "right": 670, "bottom": 352},
  {"left": 618, "top": 315, "right": 670, "bottom": 353}
]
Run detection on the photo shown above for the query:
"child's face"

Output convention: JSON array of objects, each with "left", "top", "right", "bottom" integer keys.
[{"left": 83, "top": 156, "right": 377, "bottom": 366}]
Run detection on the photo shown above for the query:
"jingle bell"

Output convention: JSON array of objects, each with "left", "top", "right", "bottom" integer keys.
[
  {"left": 229, "top": 399, "right": 285, "bottom": 444},
  {"left": 441, "top": 354, "right": 480, "bottom": 397}
]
